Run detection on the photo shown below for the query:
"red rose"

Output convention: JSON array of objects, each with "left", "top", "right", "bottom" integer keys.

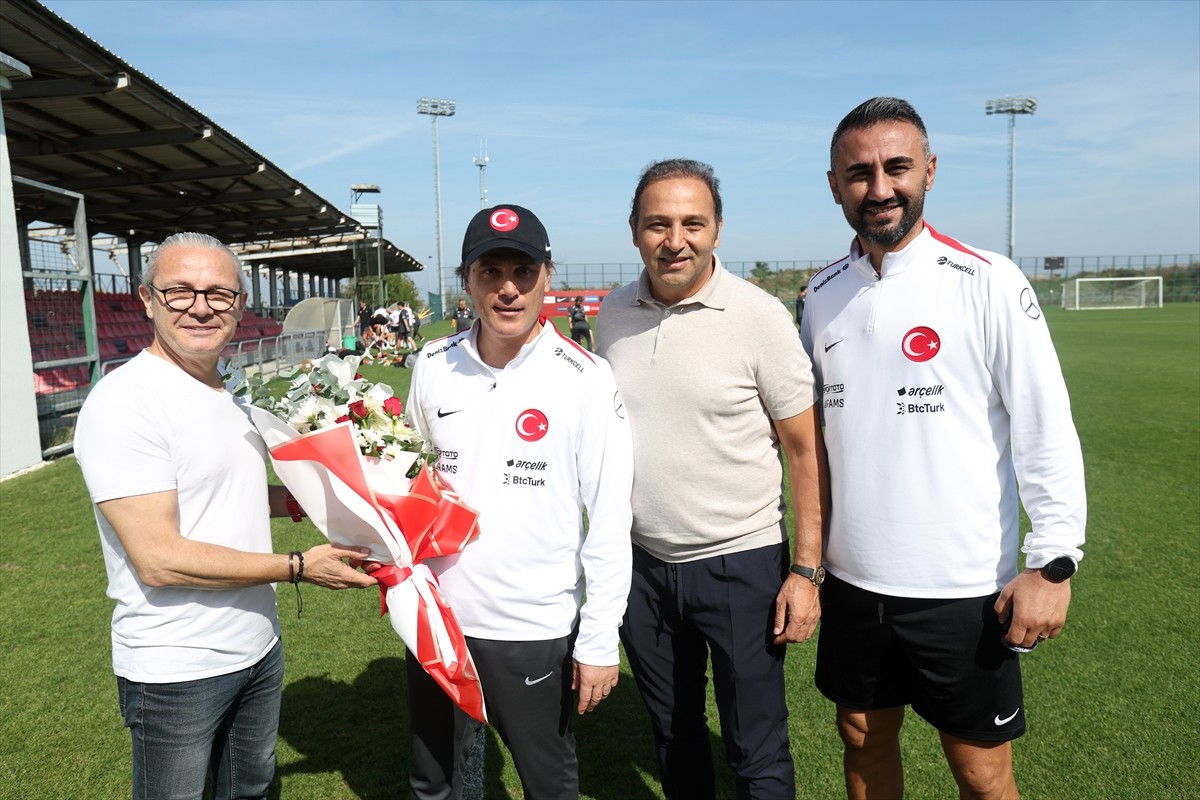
[
  {"left": 348, "top": 400, "right": 368, "bottom": 420},
  {"left": 382, "top": 397, "right": 404, "bottom": 417}
]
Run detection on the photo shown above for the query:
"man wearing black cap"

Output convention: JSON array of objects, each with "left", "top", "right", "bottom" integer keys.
[{"left": 403, "top": 205, "right": 635, "bottom": 800}]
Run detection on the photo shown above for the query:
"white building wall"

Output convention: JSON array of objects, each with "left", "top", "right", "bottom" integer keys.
[{"left": 1, "top": 57, "right": 44, "bottom": 477}]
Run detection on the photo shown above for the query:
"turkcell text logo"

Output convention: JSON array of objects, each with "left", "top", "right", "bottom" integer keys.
[{"left": 553, "top": 347, "right": 585, "bottom": 373}]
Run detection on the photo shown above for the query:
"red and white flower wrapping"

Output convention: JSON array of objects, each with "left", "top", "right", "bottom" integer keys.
[{"left": 250, "top": 407, "right": 488, "bottom": 722}]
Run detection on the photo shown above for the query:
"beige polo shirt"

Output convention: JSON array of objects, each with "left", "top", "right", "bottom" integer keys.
[{"left": 597, "top": 258, "right": 815, "bottom": 562}]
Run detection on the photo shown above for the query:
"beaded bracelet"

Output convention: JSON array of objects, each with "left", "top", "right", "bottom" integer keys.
[{"left": 288, "top": 550, "right": 304, "bottom": 618}]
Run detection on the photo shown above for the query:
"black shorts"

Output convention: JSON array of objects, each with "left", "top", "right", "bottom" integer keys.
[{"left": 815, "top": 574, "right": 1025, "bottom": 742}]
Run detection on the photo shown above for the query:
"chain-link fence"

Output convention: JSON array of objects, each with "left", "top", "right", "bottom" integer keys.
[{"left": 551, "top": 255, "right": 1200, "bottom": 309}]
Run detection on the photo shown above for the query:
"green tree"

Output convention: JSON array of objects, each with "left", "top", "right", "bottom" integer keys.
[
  {"left": 385, "top": 274, "right": 422, "bottom": 310},
  {"left": 752, "top": 261, "right": 773, "bottom": 281},
  {"left": 342, "top": 274, "right": 423, "bottom": 311}
]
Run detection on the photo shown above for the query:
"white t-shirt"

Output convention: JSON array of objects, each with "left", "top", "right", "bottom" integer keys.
[
  {"left": 802, "top": 225, "right": 1086, "bottom": 598},
  {"left": 407, "top": 321, "right": 634, "bottom": 665},
  {"left": 75, "top": 351, "right": 279, "bottom": 682}
]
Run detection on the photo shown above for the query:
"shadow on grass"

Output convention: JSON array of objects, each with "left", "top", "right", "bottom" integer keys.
[
  {"left": 576, "top": 672, "right": 664, "bottom": 800},
  {"left": 274, "top": 657, "right": 456, "bottom": 798},
  {"left": 275, "top": 658, "right": 672, "bottom": 799}
]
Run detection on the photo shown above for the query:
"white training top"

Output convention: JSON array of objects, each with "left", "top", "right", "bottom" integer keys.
[
  {"left": 406, "top": 320, "right": 634, "bottom": 666},
  {"left": 74, "top": 351, "right": 279, "bottom": 682},
  {"left": 802, "top": 225, "right": 1086, "bottom": 598}
]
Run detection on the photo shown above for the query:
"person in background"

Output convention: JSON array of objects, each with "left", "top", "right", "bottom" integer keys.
[
  {"left": 388, "top": 304, "right": 404, "bottom": 350},
  {"left": 568, "top": 295, "right": 593, "bottom": 350},
  {"left": 452, "top": 297, "right": 475, "bottom": 333},
  {"left": 597, "top": 159, "right": 827, "bottom": 800},
  {"left": 357, "top": 300, "right": 373, "bottom": 347},
  {"left": 405, "top": 204, "right": 634, "bottom": 800},
  {"left": 412, "top": 304, "right": 425, "bottom": 344},
  {"left": 399, "top": 301, "right": 418, "bottom": 351},
  {"left": 804, "top": 96, "right": 1086, "bottom": 800},
  {"left": 74, "top": 232, "right": 376, "bottom": 800}
]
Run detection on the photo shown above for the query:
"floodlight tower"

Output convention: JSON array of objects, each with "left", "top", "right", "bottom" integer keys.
[
  {"left": 985, "top": 95, "right": 1037, "bottom": 260},
  {"left": 473, "top": 140, "right": 489, "bottom": 210},
  {"left": 417, "top": 97, "right": 456, "bottom": 311},
  {"left": 349, "top": 183, "right": 384, "bottom": 306}
]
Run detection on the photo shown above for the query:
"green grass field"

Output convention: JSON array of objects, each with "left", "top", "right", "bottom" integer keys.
[{"left": 2, "top": 306, "right": 1197, "bottom": 799}]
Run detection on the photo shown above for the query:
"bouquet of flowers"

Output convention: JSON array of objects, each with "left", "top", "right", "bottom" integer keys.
[
  {"left": 236, "top": 354, "right": 488, "bottom": 722},
  {"left": 246, "top": 354, "right": 427, "bottom": 468}
]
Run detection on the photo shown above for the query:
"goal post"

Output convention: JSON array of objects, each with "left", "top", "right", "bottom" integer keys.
[{"left": 1062, "top": 276, "right": 1163, "bottom": 310}]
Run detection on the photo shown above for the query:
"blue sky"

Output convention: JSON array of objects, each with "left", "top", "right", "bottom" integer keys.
[{"left": 44, "top": 0, "right": 1200, "bottom": 296}]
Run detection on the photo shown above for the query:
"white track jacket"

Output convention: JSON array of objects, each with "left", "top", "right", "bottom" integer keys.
[
  {"left": 407, "top": 320, "right": 633, "bottom": 665},
  {"left": 802, "top": 225, "right": 1085, "bottom": 598}
]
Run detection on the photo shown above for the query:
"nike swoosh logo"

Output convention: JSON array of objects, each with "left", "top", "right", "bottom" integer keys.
[
  {"left": 436, "top": 408, "right": 461, "bottom": 418},
  {"left": 824, "top": 340, "right": 844, "bottom": 352},
  {"left": 994, "top": 708, "right": 1020, "bottom": 726},
  {"left": 524, "top": 671, "right": 554, "bottom": 686}
]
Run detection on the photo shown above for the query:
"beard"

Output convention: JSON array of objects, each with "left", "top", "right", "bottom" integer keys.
[{"left": 847, "top": 190, "right": 925, "bottom": 248}]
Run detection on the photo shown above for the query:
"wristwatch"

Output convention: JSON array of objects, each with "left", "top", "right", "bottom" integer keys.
[
  {"left": 1040, "top": 556, "right": 1078, "bottom": 583},
  {"left": 789, "top": 564, "right": 826, "bottom": 587}
]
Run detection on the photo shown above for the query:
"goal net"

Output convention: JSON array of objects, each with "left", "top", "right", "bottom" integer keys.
[{"left": 1062, "top": 277, "right": 1163, "bottom": 310}]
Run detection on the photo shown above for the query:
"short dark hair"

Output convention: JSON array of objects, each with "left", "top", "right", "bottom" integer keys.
[
  {"left": 830, "top": 97, "right": 929, "bottom": 169},
  {"left": 629, "top": 158, "right": 723, "bottom": 225},
  {"left": 455, "top": 252, "right": 554, "bottom": 286}
]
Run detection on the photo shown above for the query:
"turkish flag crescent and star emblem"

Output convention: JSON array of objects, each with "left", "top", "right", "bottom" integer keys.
[
  {"left": 901, "top": 326, "right": 941, "bottom": 362},
  {"left": 515, "top": 409, "right": 549, "bottom": 442},
  {"left": 490, "top": 209, "right": 520, "bottom": 232}
]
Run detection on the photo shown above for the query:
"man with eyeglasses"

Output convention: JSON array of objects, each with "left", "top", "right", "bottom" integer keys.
[{"left": 74, "top": 232, "right": 378, "bottom": 800}]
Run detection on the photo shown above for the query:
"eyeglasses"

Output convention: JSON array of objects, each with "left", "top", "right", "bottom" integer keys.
[{"left": 150, "top": 285, "right": 242, "bottom": 312}]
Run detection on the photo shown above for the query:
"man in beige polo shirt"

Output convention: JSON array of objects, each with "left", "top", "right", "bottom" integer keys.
[{"left": 596, "top": 158, "right": 827, "bottom": 800}]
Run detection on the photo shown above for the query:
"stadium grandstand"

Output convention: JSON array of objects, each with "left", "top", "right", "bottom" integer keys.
[{"left": 1, "top": 0, "right": 424, "bottom": 477}]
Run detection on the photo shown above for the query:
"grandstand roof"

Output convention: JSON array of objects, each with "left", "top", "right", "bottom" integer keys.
[{"left": 0, "top": 0, "right": 422, "bottom": 280}]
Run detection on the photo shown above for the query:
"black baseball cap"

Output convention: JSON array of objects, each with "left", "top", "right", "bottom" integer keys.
[{"left": 461, "top": 205, "right": 552, "bottom": 266}]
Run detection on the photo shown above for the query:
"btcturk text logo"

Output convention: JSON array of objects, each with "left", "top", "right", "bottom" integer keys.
[
  {"left": 901, "top": 326, "right": 940, "bottom": 363},
  {"left": 515, "top": 408, "right": 549, "bottom": 442}
]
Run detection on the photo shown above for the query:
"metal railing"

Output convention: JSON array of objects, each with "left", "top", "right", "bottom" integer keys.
[
  {"left": 552, "top": 255, "right": 1200, "bottom": 307},
  {"left": 36, "top": 331, "right": 330, "bottom": 458},
  {"left": 93, "top": 331, "right": 328, "bottom": 380}
]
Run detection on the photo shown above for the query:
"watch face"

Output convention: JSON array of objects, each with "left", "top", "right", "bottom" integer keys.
[
  {"left": 812, "top": 566, "right": 826, "bottom": 586},
  {"left": 1043, "top": 557, "right": 1077, "bottom": 582}
]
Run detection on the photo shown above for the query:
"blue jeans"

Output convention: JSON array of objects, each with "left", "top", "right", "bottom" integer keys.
[{"left": 117, "top": 640, "right": 283, "bottom": 800}]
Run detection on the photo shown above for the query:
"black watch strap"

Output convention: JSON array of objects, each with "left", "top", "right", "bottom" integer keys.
[
  {"left": 789, "top": 564, "right": 826, "bottom": 586},
  {"left": 1041, "top": 556, "right": 1077, "bottom": 583}
]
